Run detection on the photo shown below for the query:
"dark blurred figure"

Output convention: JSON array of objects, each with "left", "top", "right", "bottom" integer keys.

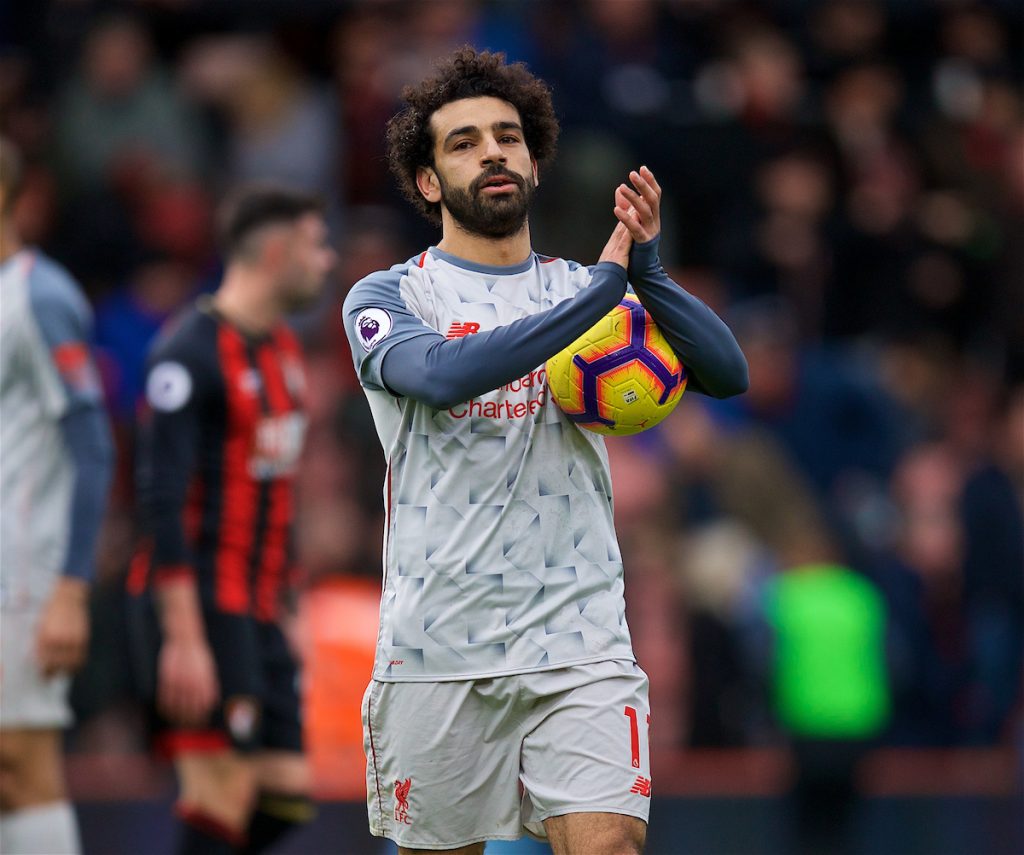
[
  {"left": 716, "top": 147, "right": 838, "bottom": 338},
  {"left": 878, "top": 443, "right": 973, "bottom": 745},
  {"left": 51, "top": 13, "right": 210, "bottom": 292},
  {"left": 128, "top": 186, "right": 336, "bottom": 855},
  {"left": 180, "top": 35, "right": 339, "bottom": 211},
  {"left": 876, "top": 417, "right": 1023, "bottom": 747},
  {"left": 946, "top": 368, "right": 1023, "bottom": 743},
  {"left": 53, "top": 14, "right": 206, "bottom": 196},
  {"left": 94, "top": 253, "right": 204, "bottom": 425},
  {"left": 654, "top": 395, "right": 837, "bottom": 746},
  {"left": 805, "top": 0, "right": 889, "bottom": 78},
  {"left": 717, "top": 296, "right": 909, "bottom": 559}
]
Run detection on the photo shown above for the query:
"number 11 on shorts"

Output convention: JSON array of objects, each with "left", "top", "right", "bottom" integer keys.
[{"left": 624, "top": 705, "right": 650, "bottom": 769}]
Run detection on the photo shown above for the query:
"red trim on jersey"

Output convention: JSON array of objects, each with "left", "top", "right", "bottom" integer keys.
[
  {"left": 157, "top": 730, "right": 231, "bottom": 758},
  {"left": 215, "top": 326, "right": 258, "bottom": 614},
  {"left": 275, "top": 325, "right": 308, "bottom": 408},
  {"left": 126, "top": 542, "right": 152, "bottom": 595},
  {"left": 152, "top": 564, "right": 196, "bottom": 587},
  {"left": 539, "top": 256, "right": 560, "bottom": 264},
  {"left": 253, "top": 336, "right": 293, "bottom": 621},
  {"left": 52, "top": 341, "right": 101, "bottom": 394},
  {"left": 52, "top": 342, "right": 89, "bottom": 372},
  {"left": 417, "top": 251, "right": 428, "bottom": 268}
]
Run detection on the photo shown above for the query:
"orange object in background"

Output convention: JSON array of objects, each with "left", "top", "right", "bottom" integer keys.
[{"left": 299, "top": 575, "right": 380, "bottom": 800}]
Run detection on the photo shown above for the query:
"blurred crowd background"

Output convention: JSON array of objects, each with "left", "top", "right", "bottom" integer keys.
[{"left": 2, "top": 0, "right": 1022, "bottom": 841}]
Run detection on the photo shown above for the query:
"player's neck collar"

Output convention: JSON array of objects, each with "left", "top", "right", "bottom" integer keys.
[
  {"left": 200, "top": 294, "right": 275, "bottom": 342},
  {"left": 428, "top": 246, "right": 535, "bottom": 276}
]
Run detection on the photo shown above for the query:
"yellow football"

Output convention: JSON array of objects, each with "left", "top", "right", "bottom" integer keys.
[{"left": 546, "top": 294, "right": 687, "bottom": 436}]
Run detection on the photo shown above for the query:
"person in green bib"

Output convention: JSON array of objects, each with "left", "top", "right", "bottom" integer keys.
[{"left": 765, "top": 561, "right": 891, "bottom": 855}]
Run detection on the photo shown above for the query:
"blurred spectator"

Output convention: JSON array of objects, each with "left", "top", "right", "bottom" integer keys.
[
  {"left": 94, "top": 253, "right": 203, "bottom": 423},
  {"left": 53, "top": 14, "right": 207, "bottom": 197},
  {"left": 765, "top": 557, "right": 890, "bottom": 855},
  {"left": 954, "top": 374, "right": 1024, "bottom": 743},
  {"left": 719, "top": 296, "right": 909, "bottom": 552},
  {"left": 717, "top": 147, "right": 837, "bottom": 337},
  {"left": 806, "top": 0, "right": 889, "bottom": 77},
  {"left": 651, "top": 398, "right": 838, "bottom": 746},
  {"left": 181, "top": 35, "right": 340, "bottom": 215},
  {"left": 878, "top": 442, "right": 971, "bottom": 745},
  {"left": 874, "top": 420, "right": 1022, "bottom": 748},
  {"left": 536, "top": 0, "right": 684, "bottom": 134},
  {"left": 330, "top": 10, "right": 399, "bottom": 208},
  {"left": 51, "top": 14, "right": 209, "bottom": 292}
]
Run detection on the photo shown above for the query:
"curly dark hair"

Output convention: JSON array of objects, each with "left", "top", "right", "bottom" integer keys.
[{"left": 385, "top": 47, "right": 560, "bottom": 225}]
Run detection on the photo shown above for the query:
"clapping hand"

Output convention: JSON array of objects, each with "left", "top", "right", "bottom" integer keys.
[
  {"left": 614, "top": 166, "right": 662, "bottom": 244},
  {"left": 598, "top": 220, "right": 633, "bottom": 271}
]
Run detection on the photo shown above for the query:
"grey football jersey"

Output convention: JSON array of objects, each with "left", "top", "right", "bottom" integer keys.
[
  {"left": 343, "top": 248, "right": 635, "bottom": 681},
  {"left": 0, "top": 251, "right": 98, "bottom": 607}
]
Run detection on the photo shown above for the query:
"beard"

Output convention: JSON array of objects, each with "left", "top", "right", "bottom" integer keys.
[
  {"left": 438, "top": 166, "right": 535, "bottom": 239},
  {"left": 279, "top": 272, "right": 327, "bottom": 313}
]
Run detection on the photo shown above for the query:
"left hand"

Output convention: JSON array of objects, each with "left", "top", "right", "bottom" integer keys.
[
  {"left": 614, "top": 165, "right": 662, "bottom": 244},
  {"left": 36, "top": 577, "right": 90, "bottom": 677},
  {"left": 597, "top": 220, "right": 634, "bottom": 271}
]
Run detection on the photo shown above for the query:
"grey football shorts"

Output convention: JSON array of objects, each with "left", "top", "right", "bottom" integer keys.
[
  {"left": 362, "top": 658, "right": 652, "bottom": 849},
  {"left": 0, "top": 607, "right": 73, "bottom": 729}
]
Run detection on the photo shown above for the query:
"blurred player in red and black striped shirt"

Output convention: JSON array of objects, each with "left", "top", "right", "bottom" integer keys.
[{"left": 129, "top": 185, "right": 336, "bottom": 854}]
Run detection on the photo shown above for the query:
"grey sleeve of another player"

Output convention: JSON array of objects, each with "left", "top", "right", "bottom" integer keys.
[{"left": 28, "top": 267, "right": 115, "bottom": 581}]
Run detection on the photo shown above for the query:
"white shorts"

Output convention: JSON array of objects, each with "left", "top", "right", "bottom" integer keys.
[
  {"left": 362, "top": 659, "right": 652, "bottom": 850},
  {"left": 0, "top": 608, "right": 72, "bottom": 729}
]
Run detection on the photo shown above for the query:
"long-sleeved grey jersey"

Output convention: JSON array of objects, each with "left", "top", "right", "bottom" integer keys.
[
  {"left": 0, "top": 250, "right": 113, "bottom": 609},
  {"left": 343, "top": 242, "right": 746, "bottom": 682}
]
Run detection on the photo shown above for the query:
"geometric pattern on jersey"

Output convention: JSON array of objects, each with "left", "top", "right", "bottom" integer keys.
[{"left": 343, "top": 248, "right": 636, "bottom": 681}]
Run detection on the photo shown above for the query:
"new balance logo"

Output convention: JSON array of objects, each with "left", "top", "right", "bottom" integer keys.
[
  {"left": 630, "top": 775, "right": 652, "bottom": 798},
  {"left": 446, "top": 321, "right": 481, "bottom": 339}
]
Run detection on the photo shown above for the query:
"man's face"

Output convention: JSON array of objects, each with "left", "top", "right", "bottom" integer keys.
[
  {"left": 420, "top": 96, "right": 538, "bottom": 238},
  {"left": 276, "top": 212, "right": 337, "bottom": 309}
]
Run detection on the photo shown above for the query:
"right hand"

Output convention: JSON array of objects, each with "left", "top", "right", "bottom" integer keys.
[
  {"left": 157, "top": 635, "right": 219, "bottom": 726},
  {"left": 36, "top": 577, "right": 90, "bottom": 678},
  {"left": 598, "top": 220, "right": 633, "bottom": 271}
]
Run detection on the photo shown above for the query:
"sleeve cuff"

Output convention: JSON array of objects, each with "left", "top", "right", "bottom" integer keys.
[
  {"left": 152, "top": 564, "right": 196, "bottom": 587},
  {"left": 629, "top": 235, "right": 662, "bottom": 274}
]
